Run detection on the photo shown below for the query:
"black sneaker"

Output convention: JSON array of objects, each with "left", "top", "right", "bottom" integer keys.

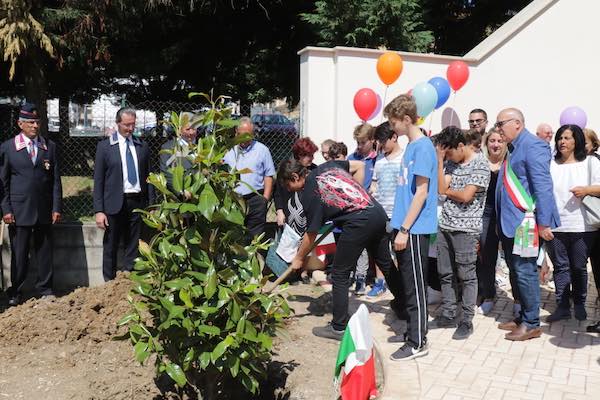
[
  {"left": 387, "top": 332, "right": 408, "bottom": 343},
  {"left": 428, "top": 315, "right": 457, "bottom": 329},
  {"left": 546, "top": 308, "right": 571, "bottom": 323},
  {"left": 586, "top": 321, "right": 600, "bottom": 333},
  {"left": 312, "top": 324, "right": 345, "bottom": 341},
  {"left": 452, "top": 321, "right": 473, "bottom": 340},
  {"left": 390, "top": 342, "right": 428, "bottom": 361}
]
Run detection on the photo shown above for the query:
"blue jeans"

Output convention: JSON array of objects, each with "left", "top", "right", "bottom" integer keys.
[{"left": 500, "top": 234, "right": 540, "bottom": 328}]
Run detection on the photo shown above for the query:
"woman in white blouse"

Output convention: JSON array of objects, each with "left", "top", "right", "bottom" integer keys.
[{"left": 546, "top": 125, "right": 600, "bottom": 322}]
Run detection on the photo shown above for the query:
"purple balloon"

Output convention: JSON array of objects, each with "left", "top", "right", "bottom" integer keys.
[
  {"left": 367, "top": 93, "right": 383, "bottom": 121},
  {"left": 560, "top": 106, "right": 587, "bottom": 129}
]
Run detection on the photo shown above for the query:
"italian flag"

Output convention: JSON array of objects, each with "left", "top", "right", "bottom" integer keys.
[
  {"left": 335, "top": 304, "right": 378, "bottom": 400},
  {"left": 315, "top": 223, "right": 336, "bottom": 262}
]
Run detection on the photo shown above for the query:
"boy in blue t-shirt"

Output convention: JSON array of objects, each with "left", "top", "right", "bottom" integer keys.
[{"left": 385, "top": 94, "right": 438, "bottom": 361}]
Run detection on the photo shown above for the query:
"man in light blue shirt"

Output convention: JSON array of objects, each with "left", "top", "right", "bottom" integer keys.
[{"left": 223, "top": 117, "right": 276, "bottom": 240}]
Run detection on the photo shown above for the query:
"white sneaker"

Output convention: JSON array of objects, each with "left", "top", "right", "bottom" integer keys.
[
  {"left": 477, "top": 300, "right": 494, "bottom": 315},
  {"left": 427, "top": 287, "right": 442, "bottom": 305}
]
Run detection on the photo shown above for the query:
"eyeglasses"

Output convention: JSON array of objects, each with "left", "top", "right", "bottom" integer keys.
[
  {"left": 494, "top": 119, "right": 516, "bottom": 129},
  {"left": 468, "top": 119, "right": 486, "bottom": 126}
]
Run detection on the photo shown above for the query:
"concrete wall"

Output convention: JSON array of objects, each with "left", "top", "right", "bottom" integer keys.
[
  {"left": 298, "top": 0, "right": 598, "bottom": 163},
  {"left": 1, "top": 223, "right": 116, "bottom": 293}
]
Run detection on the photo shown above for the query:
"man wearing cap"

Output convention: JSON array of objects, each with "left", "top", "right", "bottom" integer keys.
[
  {"left": 0, "top": 103, "right": 62, "bottom": 306},
  {"left": 93, "top": 107, "right": 152, "bottom": 282},
  {"left": 159, "top": 112, "right": 198, "bottom": 192}
]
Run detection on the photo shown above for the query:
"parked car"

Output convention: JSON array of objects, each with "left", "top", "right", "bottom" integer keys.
[{"left": 251, "top": 114, "right": 299, "bottom": 166}]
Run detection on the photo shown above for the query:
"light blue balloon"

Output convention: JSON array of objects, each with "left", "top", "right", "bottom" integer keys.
[
  {"left": 428, "top": 77, "right": 451, "bottom": 109},
  {"left": 412, "top": 82, "right": 438, "bottom": 117}
]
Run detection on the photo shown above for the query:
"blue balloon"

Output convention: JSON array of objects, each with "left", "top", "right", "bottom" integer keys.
[
  {"left": 428, "top": 77, "right": 451, "bottom": 109},
  {"left": 412, "top": 82, "right": 438, "bottom": 118}
]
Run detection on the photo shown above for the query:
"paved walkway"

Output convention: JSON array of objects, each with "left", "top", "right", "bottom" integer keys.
[{"left": 347, "top": 280, "right": 600, "bottom": 400}]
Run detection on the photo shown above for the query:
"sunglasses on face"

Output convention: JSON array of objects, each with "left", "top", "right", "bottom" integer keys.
[
  {"left": 468, "top": 119, "right": 486, "bottom": 126},
  {"left": 494, "top": 118, "right": 516, "bottom": 129}
]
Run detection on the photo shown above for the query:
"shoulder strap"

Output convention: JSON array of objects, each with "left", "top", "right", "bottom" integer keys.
[{"left": 587, "top": 156, "right": 592, "bottom": 186}]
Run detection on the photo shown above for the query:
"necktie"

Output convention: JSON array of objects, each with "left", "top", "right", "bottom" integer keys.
[
  {"left": 29, "top": 141, "right": 36, "bottom": 164},
  {"left": 126, "top": 138, "right": 138, "bottom": 185}
]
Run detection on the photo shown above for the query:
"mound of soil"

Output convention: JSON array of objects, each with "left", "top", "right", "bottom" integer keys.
[{"left": 0, "top": 274, "right": 341, "bottom": 400}]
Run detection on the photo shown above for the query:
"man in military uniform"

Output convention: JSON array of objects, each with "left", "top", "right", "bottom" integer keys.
[{"left": 0, "top": 103, "right": 62, "bottom": 305}]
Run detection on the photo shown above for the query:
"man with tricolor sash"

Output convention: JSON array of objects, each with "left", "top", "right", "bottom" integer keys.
[{"left": 494, "top": 108, "right": 560, "bottom": 341}]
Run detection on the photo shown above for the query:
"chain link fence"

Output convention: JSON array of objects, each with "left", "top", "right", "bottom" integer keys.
[{"left": 0, "top": 100, "right": 299, "bottom": 222}]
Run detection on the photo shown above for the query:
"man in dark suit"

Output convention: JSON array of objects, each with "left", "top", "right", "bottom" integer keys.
[
  {"left": 159, "top": 112, "right": 198, "bottom": 191},
  {"left": 93, "top": 107, "right": 152, "bottom": 282},
  {"left": 0, "top": 103, "right": 62, "bottom": 305}
]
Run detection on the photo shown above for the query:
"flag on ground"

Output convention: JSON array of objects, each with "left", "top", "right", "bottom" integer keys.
[{"left": 335, "top": 304, "right": 378, "bottom": 400}]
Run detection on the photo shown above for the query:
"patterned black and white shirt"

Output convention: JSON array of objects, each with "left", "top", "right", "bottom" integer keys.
[{"left": 439, "top": 152, "right": 490, "bottom": 234}]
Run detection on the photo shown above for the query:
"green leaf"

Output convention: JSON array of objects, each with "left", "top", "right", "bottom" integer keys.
[
  {"left": 199, "top": 184, "right": 219, "bottom": 221},
  {"left": 180, "top": 203, "right": 198, "bottom": 214},
  {"left": 211, "top": 336, "right": 234, "bottom": 362},
  {"left": 183, "top": 348, "right": 195, "bottom": 370},
  {"left": 198, "top": 324, "right": 221, "bottom": 336},
  {"left": 199, "top": 351, "right": 211, "bottom": 369},
  {"left": 117, "top": 312, "right": 138, "bottom": 326},
  {"left": 229, "top": 357, "right": 240, "bottom": 377},
  {"left": 170, "top": 245, "right": 187, "bottom": 258},
  {"left": 179, "top": 289, "right": 193, "bottom": 308},
  {"left": 205, "top": 266, "right": 217, "bottom": 299},
  {"left": 134, "top": 341, "right": 149, "bottom": 363},
  {"left": 165, "top": 278, "right": 193, "bottom": 290},
  {"left": 171, "top": 165, "right": 184, "bottom": 193},
  {"left": 236, "top": 317, "right": 246, "bottom": 336},
  {"left": 166, "top": 362, "right": 187, "bottom": 387}
]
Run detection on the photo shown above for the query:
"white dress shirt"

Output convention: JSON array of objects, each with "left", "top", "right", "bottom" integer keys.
[{"left": 117, "top": 133, "right": 141, "bottom": 193}]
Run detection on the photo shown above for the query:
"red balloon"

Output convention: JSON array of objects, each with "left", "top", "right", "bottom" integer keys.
[
  {"left": 446, "top": 61, "right": 470, "bottom": 91},
  {"left": 353, "top": 88, "right": 378, "bottom": 121}
]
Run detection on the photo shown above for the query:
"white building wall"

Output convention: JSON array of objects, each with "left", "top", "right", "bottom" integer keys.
[{"left": 299, "top": 0, "right": 599, "bottom": 162}]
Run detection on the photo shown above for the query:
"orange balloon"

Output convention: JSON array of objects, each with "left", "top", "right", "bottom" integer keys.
[{"left": 377, "top": 52, "right": 403, "bottom": 85}]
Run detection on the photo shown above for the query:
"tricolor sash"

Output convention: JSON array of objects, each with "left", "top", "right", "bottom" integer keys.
[{"left": 502, "top": 156, "right": 539, "bottom": 257}]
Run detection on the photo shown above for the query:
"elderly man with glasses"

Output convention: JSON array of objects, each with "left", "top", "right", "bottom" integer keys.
[{"left": 494, "top": 108, "right": 560, "bottom": 341}]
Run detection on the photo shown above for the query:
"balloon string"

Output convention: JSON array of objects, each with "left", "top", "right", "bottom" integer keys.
[
  {"left": 380, "top": 85, "right": 389, "bottom": 124},
  {"left": 428, "top": 109, "right": 434, "bottom": 136},
  {"left": 448, "top": 91, "right": 457, "bottom": 127}
]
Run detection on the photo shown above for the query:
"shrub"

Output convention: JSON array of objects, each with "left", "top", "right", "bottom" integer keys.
[{"left": 119, "top": 93, "right": 291, "bottom": 399}]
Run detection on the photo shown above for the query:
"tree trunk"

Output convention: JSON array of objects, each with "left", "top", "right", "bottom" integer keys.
[{"left": 24, "top": 49, "right": 49, "bottom": 137}]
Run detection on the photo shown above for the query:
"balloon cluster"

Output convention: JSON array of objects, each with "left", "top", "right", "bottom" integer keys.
[{"left": 352, "top": 54, "right": 471, "bottom": 122}]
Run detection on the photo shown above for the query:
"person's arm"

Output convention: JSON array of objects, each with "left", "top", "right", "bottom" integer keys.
[
  {"left": 0, "top": 144, "right": 14, "bottom": 224},
  {"left": 290, "top": 231, "right": 318, "bottom": 270},
  {"left": 446, "top": 185, "right": 479, "bottom": 203},
  {"left": 436, "top": 146, "right": 449, "bottom": 195},
  {"left": 273, "top": 183, "right": 286, "bottom": 225},
  {"left": 263, "top": 176, "right": 273, "bottom": 201},
  {"left": 571, "top": 157, "right": 600, "bottom": 197},
  {"left": 348, "top": 160, "right": 365, "bottom": 186},
  {"left": 526, "top": 141, "right": 558, "bottom": 240},
  {"left": 93, "top": 141, "right": 108, "bottom": 229},
  {"left": 394, "top": 175, "right": 429, "bottom": 251}
]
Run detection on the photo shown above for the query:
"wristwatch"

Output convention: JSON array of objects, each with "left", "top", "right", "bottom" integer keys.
[{"left": 399, "top": 226, "right": 409, "bottom": 234}]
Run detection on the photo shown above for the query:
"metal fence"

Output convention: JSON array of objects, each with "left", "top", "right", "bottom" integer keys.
[{"left": 0, "top": 100, "right": 298, "bottom": 221}]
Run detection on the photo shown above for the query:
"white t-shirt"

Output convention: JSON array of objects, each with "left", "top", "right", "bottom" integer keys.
[
  {"left": 550, "top": 156, "right": 600, "bottom": 232},
  {"left": 373, "top": 151, "right": 404, "bottom": 218}
]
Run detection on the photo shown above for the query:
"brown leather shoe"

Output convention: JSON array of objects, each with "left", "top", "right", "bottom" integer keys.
[
  {"left": 498, "top": 320, "right": 519, "bottom": 331},
  {"left": 504, "top": 324, "right": 542, "bottom": 341}
]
